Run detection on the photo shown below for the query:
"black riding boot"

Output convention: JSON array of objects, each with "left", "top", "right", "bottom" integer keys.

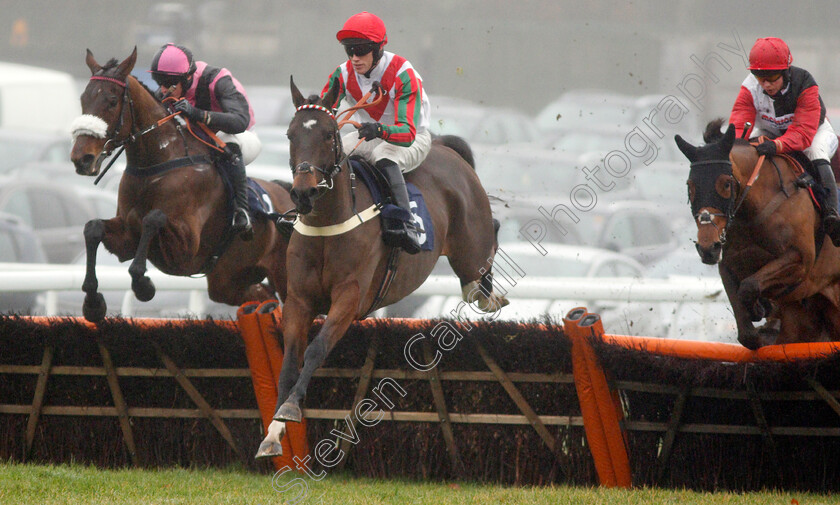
[
  {"left": 815, "top": 159, "right": 840, "bottom": 247},
  {"left": 226, "top": 145, "right": 254, "bottom": 241},
  {"left": 376, "top": 159, "right": 422, "bottom": 254}
]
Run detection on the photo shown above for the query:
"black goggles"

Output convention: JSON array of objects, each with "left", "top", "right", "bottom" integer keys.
[
  {"left": 344, "top": 43, "right": 378, "bottom": 58},
  {"left": 152, "top": 73, "right": 184, "bottom": 88}
]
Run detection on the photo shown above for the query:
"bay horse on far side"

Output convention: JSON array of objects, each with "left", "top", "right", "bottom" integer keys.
[
  {"left": 675, "top": 118, "right": 840, "bottom": 348},
  {"left": 255, "top": 78, "right": 509, "bottom": 458},
  {"left": 70, "top": 48, "right": 293, "bottom": 321}
]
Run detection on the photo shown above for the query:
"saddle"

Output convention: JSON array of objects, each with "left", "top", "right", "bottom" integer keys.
[{"left": 349, "top": 156, "right": 434, "bottom": 251}]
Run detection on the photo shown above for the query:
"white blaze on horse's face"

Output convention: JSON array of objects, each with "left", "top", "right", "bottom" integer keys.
[{"left": 303, "top": 119, "right": 318, "bottom": 130}]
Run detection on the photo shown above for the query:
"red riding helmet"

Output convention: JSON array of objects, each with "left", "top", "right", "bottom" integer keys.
[
  {"left": 336, "top": 12, "right": 388, "bottom": 46},
  {"left": 150, "top": 43, "right": 197, "bottom": 78},
  {"left": 748, "top": 37, "right": 792, "bottom": 72}
]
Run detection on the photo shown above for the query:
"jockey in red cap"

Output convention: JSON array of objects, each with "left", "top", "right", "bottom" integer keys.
[
  {"left": 730, "top": 37, "right": 840, "bottom": 246},
  {"left": 150, "top": 43, "right": 259, "bottom": 240},
  {"left": 320, "top": 12, "right": 432, "bottom": 254}
]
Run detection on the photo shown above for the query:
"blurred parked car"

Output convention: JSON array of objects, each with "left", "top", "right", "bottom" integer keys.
[
  {"left": 0, "top": 129, "right": 72, "bottom": 174},
  {"left": 0, "top": 176, "right": 117, "bottom": 263},
  {"left": 430, "top": 96, "right": 540, "bottom": 146},
  {"left": 248, "top": 85, "right": 296, "bottom": 127},
  {"left": 473, "top": 144, "right": 582, "bottom": 198},
  {"left": 535, "top": 89, "right": 638, "bottom": 134},
  {"left": 400, "top": 242, "right": 644, "bottom": 321},
  {"left": 9, "top": 160, "right": 124, "bottom": 193},
  {"left": 611, "top": 242, "right": 737, "bottom": 343},
  {"left": 0, "top": 212, "right": 49, "bottom": 314},
  {"left": 579, "top": 199, "right": 686, "bottom": 266}
]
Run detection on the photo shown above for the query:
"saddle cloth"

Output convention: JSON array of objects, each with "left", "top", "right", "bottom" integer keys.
[{"left": 350, "top": 158, "right": 435, "bottom": 251}]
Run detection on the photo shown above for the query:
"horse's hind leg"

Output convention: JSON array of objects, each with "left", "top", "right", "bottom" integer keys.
[
  {"left": 82, "top": 219, "right": 108, "bottom": 322},
  {"left": 450, "top": 218, "right": 510, "bottom": 314},
  {"left": 128, "top": 209, "right": 167, "bottom": 302}
]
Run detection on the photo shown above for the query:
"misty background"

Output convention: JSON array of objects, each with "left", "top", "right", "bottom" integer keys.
[{"left": 3, "top": 0, "right": 840, "bottom": 125}]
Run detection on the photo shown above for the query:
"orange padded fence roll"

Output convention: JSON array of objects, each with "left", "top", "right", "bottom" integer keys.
[
  {"left": 565, "top": 308, "right": 618, "bottom": 487},
  {"left": 603, "top": 334, "right": 840, "bottom": 363},
  {"left": 254, "top": 300, "right": 309, "bottom": 464},
  {"left": 237, "top": 301, "right": 291, "bottom": 471},
  {"left": 577, "top": 313, "right": 632, "bottom": 488}
]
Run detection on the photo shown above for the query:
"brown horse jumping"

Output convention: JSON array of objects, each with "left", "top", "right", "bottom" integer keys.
[
  {"left": 70, "top": 48, "right": 293, "bottom": 321},
  {"left": 255, "top": 79, "right": 509, "bottom": 457},
  {"left": 676, "top": 119, "right": 840, "bottom": 348}
]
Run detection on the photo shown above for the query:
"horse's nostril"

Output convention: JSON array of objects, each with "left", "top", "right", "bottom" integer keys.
[
  {"left": 81, "top": 154, "right": 95, "bottom": 166},
  {"left": 307, "top": 187, "right": 318, "bottom": 198}
]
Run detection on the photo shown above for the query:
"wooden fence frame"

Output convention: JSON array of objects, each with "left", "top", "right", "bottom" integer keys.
[
  {"left": 1, "top": 306, "right": 580, "bottom": 475},
  {"left": 563, "top": 306, "right": 840, "bottom": 488},
  {"left": 6, "top": 306, "right": 840, "bottom": 488}
]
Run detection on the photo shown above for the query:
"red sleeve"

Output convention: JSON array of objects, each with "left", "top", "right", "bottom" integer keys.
[
  {"left": 775, "top": 85, "right": 821, "bottom": 153},
  {"left": 728, "top": 86, "right": 756, "bottom": 139}
]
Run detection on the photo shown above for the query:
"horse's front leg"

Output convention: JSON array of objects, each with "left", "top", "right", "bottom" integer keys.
[
  {"left": 276, "top": 280, "right": 361, "bottom": 422},
  {"left": 127, "top": 209, "right": 168, "bottom": 302},
  {"left": 82, "top": 217, "right": 134, "bottom": 322},
  {"left": 738, "top": 250, "right": 806, "bottom": 320},
  {"left": 255, "top": 295, "right": 314, "bottom": 459},
  {"left": 718, "top": 262, "right": 763, "bottom": 349}
]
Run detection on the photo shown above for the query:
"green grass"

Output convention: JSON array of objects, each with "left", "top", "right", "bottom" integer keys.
[{"left": 0, "top": 462, "right": 836, "bottom": 505}]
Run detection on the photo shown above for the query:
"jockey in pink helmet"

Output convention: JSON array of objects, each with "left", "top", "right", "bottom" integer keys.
[
  {"left": 320, "top": 12, "right": 432, "bottom": 254},
  {"left": 150, "top": 43, "right": 259, "bottom": 240},
  {"left": 729, "top": 37, "right": 840, "bottom": 245}
]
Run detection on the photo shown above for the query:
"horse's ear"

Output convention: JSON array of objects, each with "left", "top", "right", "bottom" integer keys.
[
  {"left": 85, "top": 49, "right": 102, "bottom": 75},
  {"left": 115, "top": 47, "right": 137, "bottom": 78},
  {"left": 290, "top": 75, "right": 306, "bottom": 108},
  {"left": 721, "top": 123, "right": 736, "bottom": 153},
  {"left": 320, "top": 82, "right": 340, "bottom": 111},
  {"left": 674, "top": 134, "right": 698, "bottom": 162}
]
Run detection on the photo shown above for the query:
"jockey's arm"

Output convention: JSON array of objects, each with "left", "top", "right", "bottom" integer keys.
[
  {"left": 729, "top": 85, "right": 756, "bottom": 139},
  {"left": 205, "top": 76, "right": 251, "bottom": 134},
  {"left": 380, "top": 72, "right": 419, "bottom": 147},
  {"left": 774, "top": 86, "right": 821, "bottom": 154},
  {"left": 321, "top": 68, "right": 347, "bottom": 109}
]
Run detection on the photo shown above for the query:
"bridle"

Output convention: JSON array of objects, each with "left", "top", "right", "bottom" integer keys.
[
  {"left": 290, "top": 104, "right": 346, "bottom": 192},
  {"left": 80, "top": 74, "right": 182, "bottom": 158},
  {"left": 290, "top": 88, "right": 387, "bottom": 194},
  {"left": 689, "top": 159, "right": 738, "bottom": 246}
]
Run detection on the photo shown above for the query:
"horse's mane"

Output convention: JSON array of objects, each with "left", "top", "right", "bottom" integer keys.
[
  {"left": 703, "top": 117, "right": 750, "bottom": 147},
  {"left": 703, "top": 118, "right": 727, "bottom": 143},
  {"left": 100, "top": 58, "right": 120, "bottom": 71}
]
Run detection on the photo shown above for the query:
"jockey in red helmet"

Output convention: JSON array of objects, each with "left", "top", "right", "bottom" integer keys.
[
  {"left": 729, "top": 37, "right": 840, "bottom": 246},
  {"left": 320, "top": 12, "right": 432, "bottom": 254},
  {"left": 149, "top": 43, "right": 259, "bottom": 240}
]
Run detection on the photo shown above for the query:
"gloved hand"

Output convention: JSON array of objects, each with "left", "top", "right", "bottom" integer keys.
[
  {"left": 174, "top": 100, "right": 205, "bottom": 123},
  {"left": 358, "top": 122, "right": 384, "bottom": 141},
  {"left": 755, "top": 139, "right": 777, "bottom": 157}
]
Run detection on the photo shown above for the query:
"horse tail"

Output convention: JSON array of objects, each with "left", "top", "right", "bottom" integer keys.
[
  {"left": 434, "top": 134, "right": 476, "bottom": 170},
  {"left": 703, "top": 118, "right": 727, "bottom": 144}
]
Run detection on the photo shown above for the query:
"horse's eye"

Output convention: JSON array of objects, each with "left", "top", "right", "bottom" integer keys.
[{"left": 108, "top": 96, "right": 118, "bottom": 108}]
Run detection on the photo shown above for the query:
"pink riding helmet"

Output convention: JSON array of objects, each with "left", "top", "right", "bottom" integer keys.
[{"left": 150, "top": 43, "right": 197, "bottom": 77}]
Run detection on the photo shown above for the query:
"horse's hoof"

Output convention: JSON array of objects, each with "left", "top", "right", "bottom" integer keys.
[
  {"left": 83, "top": 292, "right": 107, "bottom": 323},
  {"left": 738, "top": 331, "right": 762, "bottom": 351},
  {"left": 274, "top": 402, "right": 302, "bottom": 422},
  {"left": 132, "top": 277, "right": 156, "bottom": 302},
  {"left": 255, "top": 440, "right": 283, "bottom": 459}
]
